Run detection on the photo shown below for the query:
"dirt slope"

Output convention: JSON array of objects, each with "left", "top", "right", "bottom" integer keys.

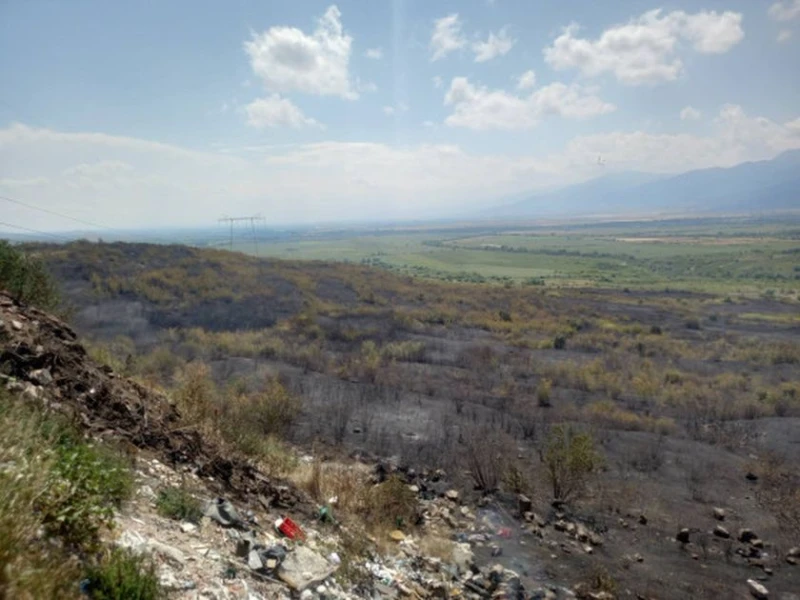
[{"left": 0, "top": 291, "right": 298, "bottom": 507}]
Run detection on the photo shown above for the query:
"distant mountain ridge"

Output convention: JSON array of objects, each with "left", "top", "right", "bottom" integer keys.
[{"left": 491, "top": 149, "right": 800, "bottom": 218}]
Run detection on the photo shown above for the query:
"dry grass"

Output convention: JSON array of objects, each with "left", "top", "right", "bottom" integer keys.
[
  {"left": 418, "top": 535, "right": 455, "bottom": 563},
  {"left": 0, "top": 402, "right": 82, "bottom": 599}
]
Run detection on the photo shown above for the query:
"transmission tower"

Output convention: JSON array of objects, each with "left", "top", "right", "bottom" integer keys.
[{"left": 218, "top": 215, "right": 266, "bottom": 254}]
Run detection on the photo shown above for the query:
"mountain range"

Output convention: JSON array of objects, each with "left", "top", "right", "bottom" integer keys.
[{"left": 489, "top": 149, "right": 800, "bottom": 218}]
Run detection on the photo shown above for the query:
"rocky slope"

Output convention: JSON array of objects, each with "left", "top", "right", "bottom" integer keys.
[{"left": 0, "top": 291, "right": 578, "bottom": 599}]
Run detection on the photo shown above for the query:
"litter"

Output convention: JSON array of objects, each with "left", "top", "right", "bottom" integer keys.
[
  {"left": 204, "top": 497, "right": 248, "bottom": 529},
  {"left": 275, "top": 516, "right": 305, "bottom": 540}
]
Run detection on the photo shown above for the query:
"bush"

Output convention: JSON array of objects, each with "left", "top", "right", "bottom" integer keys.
[
  {"left": 224, "top": 377, "right": 301, "bottom": 440},
  {"left": 0, "top": 241, "right": 60, "bottom": 310},
  {"left": 543, "top": 425, "right": 602, "bottom": 502},
  {"left": 0, "top": 398, "right": 83, "bottom": 599},
  {"left": 463, "top": 426, "right": 508, "bottom": 492},
  {"left": 362, "top": 476, "right": 418, "bottom": 529},
  {"left": 172, "top": 361, "right": 218, "bottom": 427},
  {"left": 155, "top": 485, "right": 202, "bottom": 523},
  {"left": 83, "top": 548, "right": 163, "bottom": 600},
  {"left": 536, "top": 378, "right": 552, "bottom": 407},
  {"left": 38, "top": 426, "right": 134, "bottom": 551}
]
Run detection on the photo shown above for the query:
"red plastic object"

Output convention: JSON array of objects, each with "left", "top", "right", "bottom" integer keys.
[
  {"left": 278, "top": 517, "right": 305, "bottom": 540},
  {"left": 498, "top": 527, "right": 512, "bottom": 539}
]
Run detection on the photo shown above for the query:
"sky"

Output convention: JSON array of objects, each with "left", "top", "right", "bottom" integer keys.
[{"left": 1, "top": 0, "right": 799, "bottom": 231}]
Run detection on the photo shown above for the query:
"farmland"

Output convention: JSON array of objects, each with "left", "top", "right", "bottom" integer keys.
[{"left": 215, "top": 216, "right": 800, "bottom": 295}]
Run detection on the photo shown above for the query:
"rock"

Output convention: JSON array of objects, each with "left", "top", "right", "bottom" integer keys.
[
  {"left": 747, "top": 579, "right": 769, "bottom": 599},
  {"left": 277, "top": 546, "right": 336, "bottom": 591},
  {"left": 739, "top": 529, "right": 758, "bottom": 543},
  {"left": 11, "top": 319, "right": 23, "bottom": 331},
  {"left": 451, "top": 542, "right": 474, "bottom": 574},
  {"left": 638, "top": 514, "right": 648, "bottom": 526},
  {"left": 634, "top": 553, "right": 644, "bottom": 562},
  {"left": 21, "top": 383, "right": 40, "bottom": 401},
  {"left": 445, "top": 489, "right": 459, "bottom": 502},
  {"left": 180, "top": 522, "right": 197, "bottom": 534},
  {"left": 714, "top": 525, "right": 731, "bottom": 539},
  {"left": 787, "top": 556, "right": 798, "bottom": 566},
  {"left": 676, "top": 528, "right": 691, "bottom": 543},
  {"left": 158, "top": 567, "right": 196, "bottom": 592},
  {"left": 713, "top": 507, "right": 726, "bottom": 521},
  {"left": 554, "top": 520, "right": 568, "bottom": 532},
  {"left": 148, "top": 540, "right": 186, "bottom": 567},
  {"left": 116, "top": 529, "right": 148, "bottom": 553},
  {"left": 389, "top": 530, "right": 405, "bottom": 542},
  {"left": 518, "top": 494, "right": 532, "bottom": 515},
  {"left": 29, "top": 368, "right": 53, "bottom": 386},
  {"left": 751, "top": 538, "right": 764, "bottom": 549},
  {"left": 746, "top": 472, "right": 759, "bottom": 482},
  {"left": 787, "top": 547, "right": 800, "bottom": 557}
]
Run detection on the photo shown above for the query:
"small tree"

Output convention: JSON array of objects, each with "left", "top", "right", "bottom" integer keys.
[
  {"left": 0, "top": 241, "right": 59, "bottom": 310},
  {"left": 543, "top": 425, "right": 602, "bottom": 502}
]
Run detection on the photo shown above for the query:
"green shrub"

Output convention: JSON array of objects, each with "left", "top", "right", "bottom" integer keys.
[
  {"left": 39, "top": 428, "right": 134, "bottom": 551},
  {"left": 0, "top": 241, "right": 60, "bottom": 310},
  {"left": 0, "top": 397, "right": 83, "bottom": 599},
  {"left": 83, "top": 548, "right": 163, "bottom": 600},
  {"left": 543, "top": 425, "right": 602, "bottom": 502},
  {"left": 155, "top": 485, "right": 202, "bottom": 523}
]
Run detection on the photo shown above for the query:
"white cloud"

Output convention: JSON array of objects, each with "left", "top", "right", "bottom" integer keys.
[
  {"left": 516, "top": 70, "right": 536, "bottom": 90},
  {"left": 544, "top": 9, "right": 744, "bottom": 85},
  {"left": 769, "top": 0, "right": 800, "bottom": 21},
  {"left": 356, "top": 79, "right": 377, "bottom": 93},
  {"left": 566, "top": 106, "right": 800, "bottom": 173},
  {"left": 245, "top": 95, "right": 321, "bottom": 129},
  {"left": 444, "top": 77, "right": 615, "bottom": 130},
  {"left": 680, "top": 106, "right": 701, "bottom": 121},
  {"left": 430, "top": 14, "right": 466, "bottom": 61},
  {"left": 777, "top": 29, "right": 793, "bottom": 42},
  {"left": 383, "top": 102, "right": 409, "bottom": 116},
  {"left": 472, "top": 28, "right": 515, "bottom": 62},
  {"left": 2, "top": 111, "right": 799, "bottom": 229},
  {"left": 432, "top": 76, "right": 444, "bottom": 89},
  {"left": 422, "top": 120, "right": 436, "bottom": 128},
  {"left": 364, "top": 47, "right": 383, "bottom": 59},
  {"left": 244, "top": 5, "right": 356, "bottom": 99}
]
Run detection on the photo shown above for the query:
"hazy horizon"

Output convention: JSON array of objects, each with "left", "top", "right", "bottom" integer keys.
[{"left": 2, "top": 0, "right": 799, "bottom": 233}]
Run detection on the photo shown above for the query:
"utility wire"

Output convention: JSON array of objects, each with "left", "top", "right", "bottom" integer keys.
[
  {"left": 0, "top": 194, "right": 111, "bottom": 231},
  {"left": 0, "top": 219, "right": 72, "bottom": 241},
  {"left": 0, "top": 193, "right": 195, "bottom": 246}
]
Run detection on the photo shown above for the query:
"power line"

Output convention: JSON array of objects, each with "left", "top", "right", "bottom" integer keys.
[
  {"left": 218, "top": 215, "right": 265, "bottom": 254},
  {"left": 0, "top": 219, "right": 72, "bottom": 241},
  {"left": 0, "top": 194, "right": 111, "bottom": 231},
  {"left": 0, "top": 192, "right": 197, "bottom": 246}
]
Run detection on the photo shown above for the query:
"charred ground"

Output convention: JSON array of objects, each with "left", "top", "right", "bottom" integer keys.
[{"left": 23, "top": 240, "right": 800, "bottom": 598}]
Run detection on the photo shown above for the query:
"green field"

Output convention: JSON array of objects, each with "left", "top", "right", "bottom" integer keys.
[{"left": 211, "top": 217, "right": 800, "bottom": 296}]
